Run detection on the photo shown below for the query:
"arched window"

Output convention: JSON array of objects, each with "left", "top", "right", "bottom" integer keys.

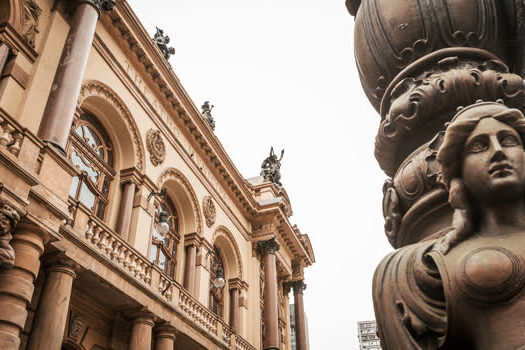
[
  {"left": 150, "top": 195, "right": 179, "bottom": 278},
  {"left": 209, "top": 246, "right": 225, "bottom": 317},
  {"left": 67, "top": 113, "right": 115, "bottom": 220}
]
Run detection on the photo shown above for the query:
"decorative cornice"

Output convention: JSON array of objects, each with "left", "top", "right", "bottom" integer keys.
[{"left": 257, "top": 237, "right": 280, "bottom": 255}]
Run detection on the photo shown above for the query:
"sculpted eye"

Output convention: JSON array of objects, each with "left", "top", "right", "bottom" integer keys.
[
  {"left": 500, "top": 135, "right": 520, "bottom": 147},
  {"left": 467, "top": 140, "right": 488, "bottom": 153}
]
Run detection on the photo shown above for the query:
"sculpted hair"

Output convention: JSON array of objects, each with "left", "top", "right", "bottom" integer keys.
[{"left": 434, "top": 103, "right": 525, "bottom": 254}]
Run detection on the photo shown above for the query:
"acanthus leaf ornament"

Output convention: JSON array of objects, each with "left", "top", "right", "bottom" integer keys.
[
  {"left": 202, "top": 195, "right": 216, "bottom": 228},
  {"left": 84, "top": 0, "right": 116, "bottom": 12},
  {"left": 146, "top": 129, "right": 166, "bottom": 166}
]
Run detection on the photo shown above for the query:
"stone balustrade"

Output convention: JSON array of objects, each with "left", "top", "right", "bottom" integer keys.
[
  {"left": 0, "top": 115, "right": 24, "bottom": 157},
  {"left": 85, "top": 215, "right": 152, "bottom": 285},
  {"left": 179, "top": 287, "right": 219, "bottom": 334},
  {"left": 235, "top": 333, "right": 257, "bottom": 350},
  {"left": 64, "top": 206, "right": 256, "bottom": 350}
]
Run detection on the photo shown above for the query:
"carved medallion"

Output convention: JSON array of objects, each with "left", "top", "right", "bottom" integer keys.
[
  {"left": 146, "top": 129, "right": 165, "bottom": 166},
  {"left": 202, "top": 195, "right": 216, "bottom": 227}
]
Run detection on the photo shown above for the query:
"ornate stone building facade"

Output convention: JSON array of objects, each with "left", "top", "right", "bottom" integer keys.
[{"left": 0, "top": 0, "right": 315, "bottom": 349}]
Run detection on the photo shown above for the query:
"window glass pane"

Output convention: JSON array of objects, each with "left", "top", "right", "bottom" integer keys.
[
  {"left": 82, "top": 125, "right": 103, "bottom": 150},
  {"left": 169, "top": 262, "right": 175, "bottom": 277},
  {"left": 158, "top": 250, "right": 166, "bottom": 271},
  {"left": 96, "top": 202, "right": 106, "bottom": 220},
  {"left": 152, "top": 227, "right": 163, "bottom": 240},
  {"left": 150, "top": 244, "right": 158, "bottom": 263},
  {"left": 69, "top": 176, "right": 80, "bottom": 198},
  {"left": 78, "top": 183, "right": 96, "bottom": 209},
  {"left": 102, "top": 177, "right": 110, "bottom": 197},
  {"left": 71, "top": 151, "right": 99, "bottom": 183},
  {"left": 172, "top": 242, "right": 177, "bottom": 258}
]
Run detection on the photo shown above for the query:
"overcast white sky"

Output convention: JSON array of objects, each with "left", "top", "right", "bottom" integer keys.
[{"left": 126, "top": 0, "right": 394, "bottom": 348}]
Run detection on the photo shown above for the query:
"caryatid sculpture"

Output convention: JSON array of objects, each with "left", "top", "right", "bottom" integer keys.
[
  {"left": 346, "top": 0, "right": 525, "bottom": 348},
  {"left": 0, "top": 204, "right": 20, "bottom": 269}
]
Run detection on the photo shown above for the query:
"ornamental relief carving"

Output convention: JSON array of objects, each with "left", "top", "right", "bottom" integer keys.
[
  {"left": 146, "top": 129, "right": 166, "bottom": 166},
  {"left": 22, "top": 0, "right": 41, "bottom": 48},
  {"left": 0, "top": 203, "right": 21, "bottom": 269},
  {"left": 202, "top": 195, "right": 216, "bottom": 227}
]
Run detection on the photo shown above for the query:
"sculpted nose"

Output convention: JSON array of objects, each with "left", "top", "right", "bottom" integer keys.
[{"left": 489, "top": 140, "right": 507, "bottom": 163}]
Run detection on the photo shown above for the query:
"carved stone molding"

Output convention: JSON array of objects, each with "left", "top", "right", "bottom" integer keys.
[
  {"left": 146, "top": 129, "right": 166, "bottom": 166},
  {"left": 22, "top": 0, "right": 41, "bottom": 48},
  {"left": 157, "top": 168, "right": 202, "bottom": 234},
  {"left": 0, "top": 203, "right": 20, "bottom": 269},
  {"left": 257, "top": 237, "right": 280, "bottom": 255},
  {"left": 376, "top": 49, "right": 525, "bottom": 176},
  {"left": 77, "top": 82, "right": 146, "bottom": 172},
  {"left": 202, "top": 195, "right": 216, "bottom": 228},
  {"left": 213, "top": 225, "right": 243, "bottom": 279},
  {"left": 68, "top": 312, "right": 85, "bottom": 340}
]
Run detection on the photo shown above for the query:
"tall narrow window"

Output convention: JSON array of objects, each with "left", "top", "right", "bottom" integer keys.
[
  {"left": 210, "top": 246, "right": 225, "bottom": 317},
  {"left": 150, "top": 196, "right": 179, "bottom": 278},
  {"left": 67, "top": 113, "right": 114, "bottom": 221}
]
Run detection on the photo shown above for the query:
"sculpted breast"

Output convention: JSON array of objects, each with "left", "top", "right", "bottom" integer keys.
[{"left": 459, "top": 247, "right": 525, "bottom": 303}]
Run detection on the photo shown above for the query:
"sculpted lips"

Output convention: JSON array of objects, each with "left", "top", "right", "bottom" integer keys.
[{"left": 489, "top": 163, "right": 514, "bottom": 176}]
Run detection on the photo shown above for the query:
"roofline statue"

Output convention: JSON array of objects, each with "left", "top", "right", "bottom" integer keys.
[{"left": 261, "top": 147, "right": 284, "bottom": 186}]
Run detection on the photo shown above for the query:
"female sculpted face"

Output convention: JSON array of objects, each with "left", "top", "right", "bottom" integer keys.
[{"left": 461, "top": 117, "right": 525, "bottom": 203}]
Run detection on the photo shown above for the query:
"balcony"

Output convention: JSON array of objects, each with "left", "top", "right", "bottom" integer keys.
[{"left": 64, "top": 201, "right": 256, "bottom": 350}]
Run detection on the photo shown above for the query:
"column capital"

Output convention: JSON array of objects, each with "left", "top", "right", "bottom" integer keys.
[
  {"left": 291, "top": 280, "right": 307, "bottom": 295},
  {"left": 79, "top": 0, "right": 116, "bottom": 13},
  {"left": 43, "top": 253, "right": 80, "bottom": 278},
  {"left": 154, "top": 322, "right": 177, "bottom": 340},
  {"left": 257, "top": 237, "right": 280, "bottom": 255}
]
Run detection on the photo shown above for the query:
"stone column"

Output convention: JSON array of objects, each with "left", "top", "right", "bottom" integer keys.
[
  {"left": 229, "top": 287, "right": 240, "bottom": 332},
  {"left": 115, "top": 181, "right": 136, "bottom": 240},
  {"left": 129, "top": 311, "right": 155, "bottom": 350},
  {"left": 26, "top": 257, "right": 78, "bottom": 350},
  {"left": 258, "top": 238, "right": 280, "bottom": 350},
  {"left": 37, "top": 0, "right": 115, "bottom": 152},
  {"left": 0, "top": 42, "right": 10, "bottom": 78},
  {"left": 154, "top": 323, "right": 176, "bottom": 350},
  {"left": 292, "top": 280, "right": 307, "bottom": 350},
  {"left": 0, "top": 223, "right": 45, "bottom": 350},
  {"left": 183, "top": 244, "right": 197, "bottom": 294}
]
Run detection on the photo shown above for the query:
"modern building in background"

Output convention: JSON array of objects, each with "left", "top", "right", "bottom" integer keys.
[
  {"left": 0, "top": 0, "right": 316, "bottom": 349},
  {"left": 290, "top": 304, "right": 310, "bottom": 350},
  {"left": 358, "top": 321, "right": 382, "bottom": 350}
]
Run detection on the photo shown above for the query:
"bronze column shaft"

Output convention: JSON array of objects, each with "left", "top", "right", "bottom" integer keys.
[
  {"left": 0, "top": 224, "right": 45, "bottom": 349},
  {"left": 0, "top": 43, "right": 10, "bottom": 78},
  {"left": 26, "top": 261, "right": 76, "bottom": 350},
  {"left": 292, "top": 281, "right": 307, "bottom": 350},
  {"left": 183, "top": 244, "right": 197, "bottom": 294},
  {"left": 259, "top": 238, "right": 280, "bottom": 350},
  {"left": 229, "top": 287, "right": 240, "bottom": 332},
  {"left": 129, "top": 313, "right": 154, "bottom": 350},
  {"left": 37, "top": 2, "right": 101, "bottom": 152},
  {"left": 115, "top": 182, "right": 136, "bottom": 240}
]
